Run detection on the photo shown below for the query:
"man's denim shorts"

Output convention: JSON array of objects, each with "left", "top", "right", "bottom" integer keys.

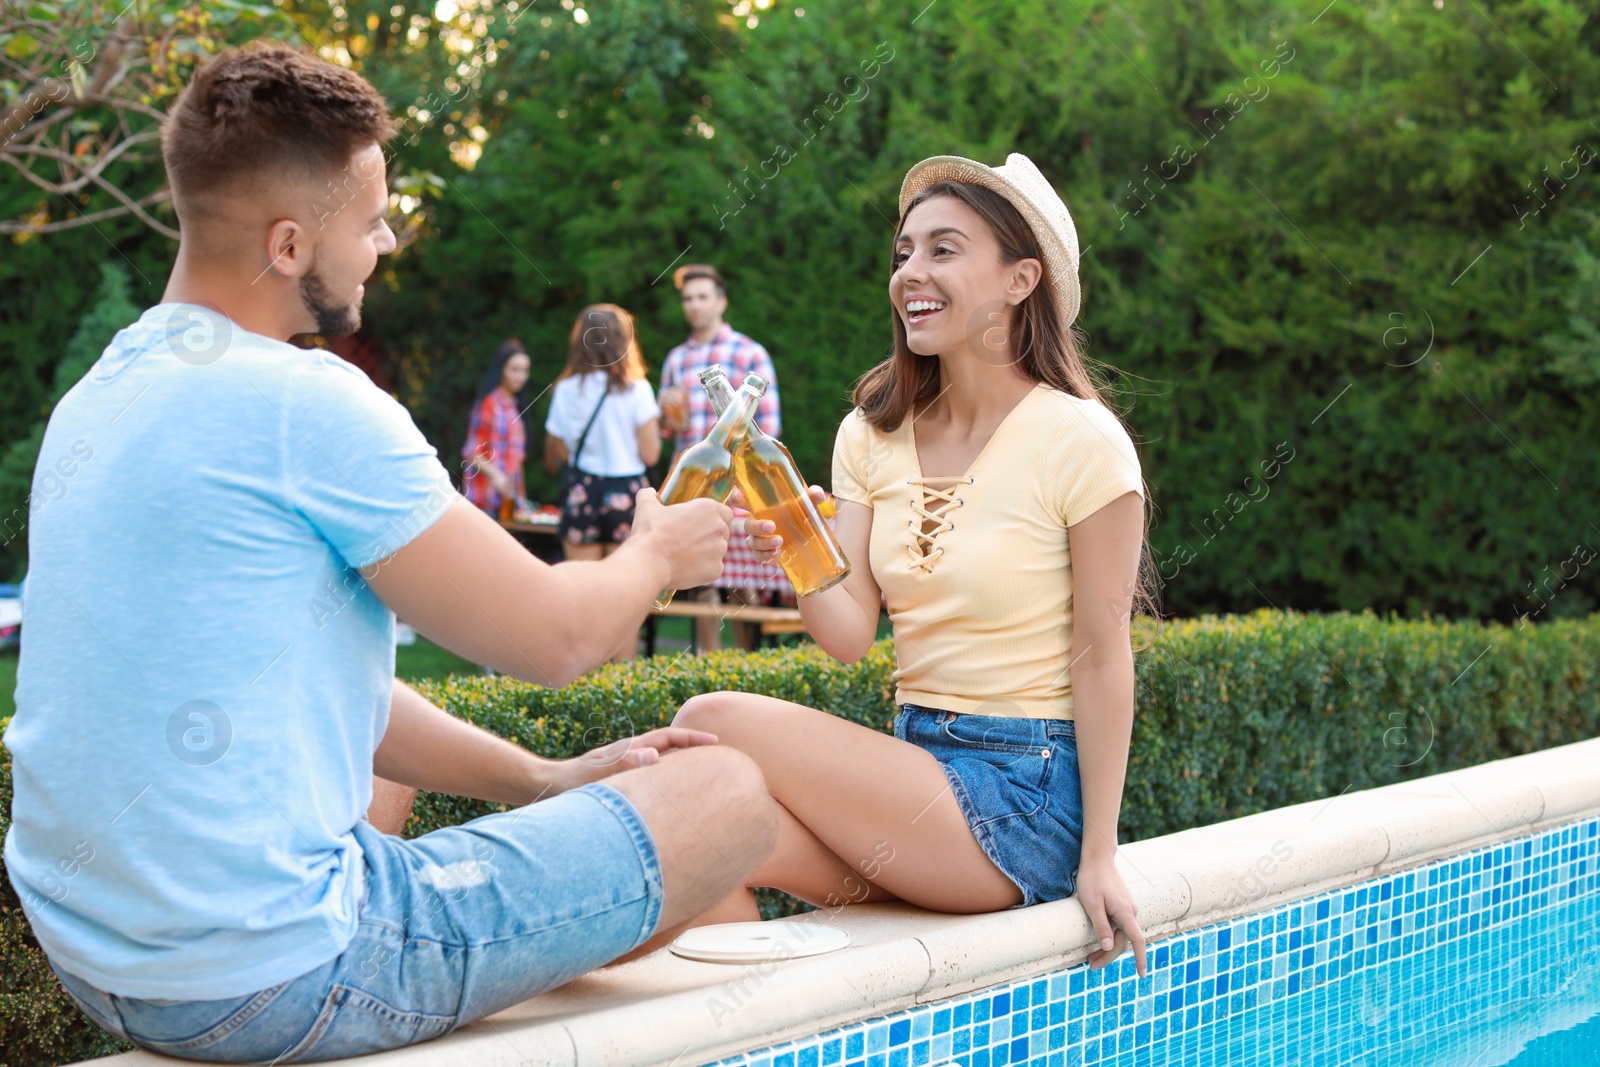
[
  {"left": 896, "top": 704, "right": 1085, "bottom": 907},
  {"left": 49, "top": 782, "right": 663, "bottom": 1063}
]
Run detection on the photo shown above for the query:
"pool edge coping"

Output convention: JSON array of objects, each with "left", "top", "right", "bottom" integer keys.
[{"left": 77, "top": 736, "right": 1600, "bottom": 1067}]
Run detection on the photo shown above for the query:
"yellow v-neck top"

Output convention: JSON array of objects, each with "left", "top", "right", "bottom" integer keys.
[{"left": 831, "top": 384, "right": 1143, "bottom": 720}]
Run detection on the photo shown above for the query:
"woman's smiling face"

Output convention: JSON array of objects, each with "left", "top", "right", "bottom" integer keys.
[{"left": 890, "top": 193, "right": 1020, "bottom": 358}]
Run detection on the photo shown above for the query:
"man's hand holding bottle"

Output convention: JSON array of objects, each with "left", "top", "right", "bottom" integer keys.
[{"left": 629, "top": 487, "right": 731, "bottom": 591}]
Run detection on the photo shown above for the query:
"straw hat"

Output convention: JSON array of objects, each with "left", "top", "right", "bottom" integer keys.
[{"left": 898, "top": 153, "right": 1082, "bottom": 328}]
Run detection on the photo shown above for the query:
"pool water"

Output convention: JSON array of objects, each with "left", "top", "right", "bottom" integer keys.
[
  {"left": 1507, "top": 1009, "right": 1600, "bottom": 1066},
  {"left": 705, "top": 816, "right": 1600, "bottom": 1067},
  {"left": 1156, "top": 859, "right": 1600, "bottom": 1066}
]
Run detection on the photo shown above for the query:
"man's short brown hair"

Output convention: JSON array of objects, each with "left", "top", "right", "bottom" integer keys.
[
  {"left": 673, "top": 263, "right": 726, "bottom": 297},
  {"left": 161, "top": 41, "right": 396, "bottom": 224}
]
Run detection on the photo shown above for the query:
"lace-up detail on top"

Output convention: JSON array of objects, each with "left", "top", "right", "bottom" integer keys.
[{"left": 906, "top": 476, "right": 973, "bottom": 573}]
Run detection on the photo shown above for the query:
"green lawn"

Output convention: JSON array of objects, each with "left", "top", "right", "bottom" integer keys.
[
  {"left": 394, "top": 617, "right": 838, "bottom": 676},
  {"left": 394, "top": 634, "right": 486, "bottom": 681}
]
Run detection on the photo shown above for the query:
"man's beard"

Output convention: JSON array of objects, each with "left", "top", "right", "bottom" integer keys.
[{"left": 300, "top": 265, "right": 361, "bottom": 337}]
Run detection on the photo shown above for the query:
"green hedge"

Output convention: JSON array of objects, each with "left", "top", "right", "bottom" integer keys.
[
  {"left": 5, "top": 611, "right": 1599, "bottom": 1065},
  {"left": 399, "top": 611, "right": 1600, "bottom": 842}
]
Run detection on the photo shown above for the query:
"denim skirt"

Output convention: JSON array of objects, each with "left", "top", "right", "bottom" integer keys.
[{"left": 896, "top": 704, "right": 1085, "bottom": 906}]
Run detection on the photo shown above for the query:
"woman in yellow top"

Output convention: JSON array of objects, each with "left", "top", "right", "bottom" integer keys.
[{"left": 676, "top": 153, "right": 1150, "bottom": 974}]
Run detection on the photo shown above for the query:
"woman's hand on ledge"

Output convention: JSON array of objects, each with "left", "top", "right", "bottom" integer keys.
[{"left": 1076, "top": 854, "right": 1148, "bottom": 977}]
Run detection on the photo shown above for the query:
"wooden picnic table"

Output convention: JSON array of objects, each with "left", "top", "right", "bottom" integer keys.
[
  {"left": 644, "top": 599, "right": 806, "bottom": 655},
  {"left": 499, "top": 517, "right": 560, "bottom": 536},
  {"left": 653, "top": 600, "right": 806, "bottom": 630},
  {"left": 497, "top": 515, "right": 564, "bottom": 563}
]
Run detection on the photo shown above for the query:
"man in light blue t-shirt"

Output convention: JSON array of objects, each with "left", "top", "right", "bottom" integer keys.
[{"left": 3, "top": 42, "right": 778, "bottom": 1061}]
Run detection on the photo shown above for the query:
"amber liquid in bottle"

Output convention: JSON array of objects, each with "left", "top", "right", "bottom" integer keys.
[
  {"left": 652, "top": 384, "right": 761, "bottom": 610},
  {"left": 733, "top": 437, "right": 850, "bottom": 597},
  {"left": 699, "top": 366, "right": 850, "bottom": 597}
]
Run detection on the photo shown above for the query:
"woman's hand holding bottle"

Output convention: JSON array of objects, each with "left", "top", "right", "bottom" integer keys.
[
  {"left": 735, "top": 484, "right": 881, "bottom": 664},
  {"left": 735, "top": 483, "right": 830, "bottom": 562}
]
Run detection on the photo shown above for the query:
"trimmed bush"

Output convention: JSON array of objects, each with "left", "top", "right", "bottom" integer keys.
[
  {"left": 4, "top": 611, "right": 1598, "bottom": 1065},
  {"left": 0, "top": 748, "right": 137, "bottom": 1066},
  {"left": 403, "top": 640, "right": 899, "bottom": 836},
  {"left": 401, "top": 612, "right": 1600, "bottom": 843}
]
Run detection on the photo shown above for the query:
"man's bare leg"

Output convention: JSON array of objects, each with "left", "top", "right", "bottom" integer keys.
[
  {"left": 368, "top": 775, "right": 418, "bottom": 835},
  {"left": 362, "top": 680, "right": 777, "bottom": 962},
  {"left": 600, "top": 745, "right": 778, "bottom": 961}
]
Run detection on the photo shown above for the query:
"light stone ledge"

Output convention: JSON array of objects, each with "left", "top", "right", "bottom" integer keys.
[{"left": 79, "top": 736, "right": 1600, "bottom": 1067}]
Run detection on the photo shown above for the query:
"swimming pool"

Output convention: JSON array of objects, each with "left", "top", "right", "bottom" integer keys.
[
  {"left": 699, "top": 815, "right": 1600, "bottom": 1067},
  {"left": 197, "top": 742, "right": 1592, "bottom": 1067}
]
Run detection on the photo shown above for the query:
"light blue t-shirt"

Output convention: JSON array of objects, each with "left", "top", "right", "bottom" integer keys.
[{"left": 2, "top": 303, "right": 454, "bottom": 999}]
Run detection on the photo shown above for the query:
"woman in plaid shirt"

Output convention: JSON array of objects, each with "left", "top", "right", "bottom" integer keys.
[{"left": 461, "top": 338, "right": 531, "bottom": 516}]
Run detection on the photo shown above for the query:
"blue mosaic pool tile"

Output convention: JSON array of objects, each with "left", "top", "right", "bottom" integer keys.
[{"left": 701, "top": 813, "right": 1600, "bottom": 1067}]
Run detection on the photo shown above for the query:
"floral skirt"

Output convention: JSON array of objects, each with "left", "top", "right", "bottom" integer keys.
[{"left": 559, "top": 472, "right": 648, "bottom": 546}]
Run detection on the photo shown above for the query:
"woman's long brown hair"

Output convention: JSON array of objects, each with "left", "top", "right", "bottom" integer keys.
[
  {"left": 853, "top": 179, "right": 1162, "bottom": 626},
  {"left": 560, "top": 303, "right": 647, "bottom": 392}
]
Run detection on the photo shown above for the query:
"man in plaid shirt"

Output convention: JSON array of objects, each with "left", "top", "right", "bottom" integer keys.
[{"left": 658, "top": 264, "right": 788, "bottom": 650}]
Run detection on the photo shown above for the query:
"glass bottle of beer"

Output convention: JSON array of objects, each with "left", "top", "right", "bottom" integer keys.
[
  {"left": 652, "top": 382, "right": 762, "bottom": 610},
  {"left": 698, "top": 366, "right": 850, "bottom": 597}
]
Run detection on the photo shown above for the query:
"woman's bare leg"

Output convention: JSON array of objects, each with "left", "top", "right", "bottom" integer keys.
[
  {"left": 695, "top": 799, "right": 902, "bottom": 926},
  {"left": 675, "top": 692, "right": 1022, "bottom": 915}
]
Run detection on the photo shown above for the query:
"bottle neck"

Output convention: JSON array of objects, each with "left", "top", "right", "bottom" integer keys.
[
  {"left": 701, "top": 371, "right": 768, "bottom": 439},
  {"left": 707, "top": 387, "right": 761, "bottom": 450},
  {"left": 700, "top": 369, "right": 736, "bottom": 413}
]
